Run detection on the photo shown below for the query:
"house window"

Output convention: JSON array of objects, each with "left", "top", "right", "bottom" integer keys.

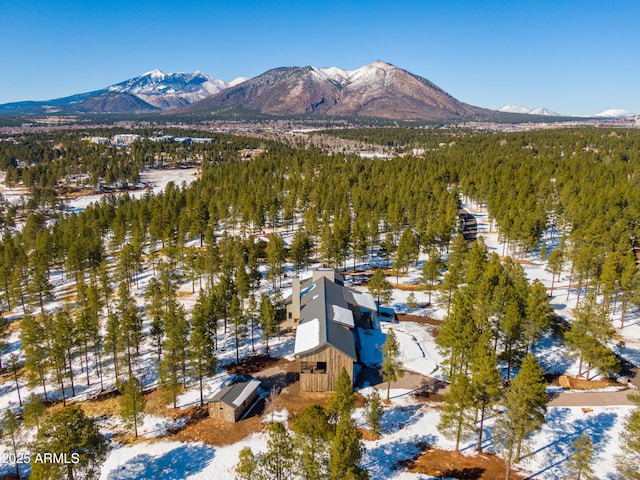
[
  {"left": 288, "top": 312, "right": 292, "bottom": 319},
  {"left": 301, "top": 361, "right": 327, "bottom": 374}
]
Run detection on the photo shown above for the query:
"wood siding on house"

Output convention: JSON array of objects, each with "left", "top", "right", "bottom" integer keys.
[{"left": 299, "top": 344, "right": 354, "bottom": 392}]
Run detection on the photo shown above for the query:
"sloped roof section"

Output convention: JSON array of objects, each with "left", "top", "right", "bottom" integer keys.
[
  {"left": 294, "top": 274, "right": 373, "bottom": 362},
  {"left": 210, "top": 375, "right": 261, "bottom": 408}
]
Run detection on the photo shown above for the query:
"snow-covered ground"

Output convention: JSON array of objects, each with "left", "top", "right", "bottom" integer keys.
[{"left": 1, "top": 194, "right": 638, "bottom": 480}]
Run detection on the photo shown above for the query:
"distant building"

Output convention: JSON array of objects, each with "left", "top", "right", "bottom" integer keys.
[
  {"left": 87, "top": 136, "right": 110, "bottom": 145},
  {"left": 112, "top": 134, "right": 142, "bottom": 145},
  {"left": 290, "top": 269, "right": 377, "bottom": 392},
  {"left": 208, "top": 375, "right": 261, "bottom": 423}
]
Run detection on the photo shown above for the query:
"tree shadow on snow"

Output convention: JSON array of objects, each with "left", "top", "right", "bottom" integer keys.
[
  {"left": 524, "top": 407, "right": 617, "bottom": 479},
  {"left": 380, "top": 404, "right": 423, "bottom": 433},
  {"left": 363, "top": 434, "right": 437, "bottom": 478},
  {"left": 106, "top": 443, "right": 215, "bottom": 480}
]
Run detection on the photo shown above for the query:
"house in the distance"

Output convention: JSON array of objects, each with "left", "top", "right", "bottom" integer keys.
[
  {"left": 289, "top": 269, "right": 377, "bottom": 392},
  {"left": 208, "top": 375, "right": 261, "bottom": 423}
]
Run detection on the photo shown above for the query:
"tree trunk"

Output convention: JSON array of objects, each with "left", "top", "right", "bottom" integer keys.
[{"left": 476, "top": 400, "right": 486, "bottom": 452}]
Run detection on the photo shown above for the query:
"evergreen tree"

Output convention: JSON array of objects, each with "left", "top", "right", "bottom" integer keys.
[
  {"left": 20, "top": 313, "right": 50, "bottom": 400},
  {"left": 406, "top": 292, "right": 418, "bottom": 311},
  {"left": 1, "top": 409, "right": 22, "bottom": 478},
  {"left": 290, "top": 227, "right": 313, "bottom": 272},
  {"left": 368, "top": 269, "right": 392, "bottom": 312},
  {"left": 421, "top": 246, "right": 444, "bottom": 304},
  {"left": 438, "top": 373, "right": 476, "bottom": 451},
  {"left": 118, "top": 375, "right": 146, "bottom": 438},
  {"left": 566, "top": 433, "right": 597, "bottom": 480},
  {"left": 328, "top": 414, "right": 367, "bottom": 480},
  {"left": 160, "top": 300, "right": 189, "bottom": 408},
  {"left": 365, "top": 389, "right": 384, "bottom": 436},
  {"left": 292, "top": 404, "right": 333, "bottom": 480},
  {"left": 260, "top": 421, "right": 295, "bottom": 480},
  {"left": 436, "top": 289, "right": 478, "bottom": 378},
  {"left": 266, "top": 234, "right": 286, "bottom": 288},
  {"left": 259, "top": 293, "right": 277, "bottom": 355},
  {"left": 327, "top": 367, "right": 356, "bottom": 422},
  {"left": 189, "top": 290, "right": 218, "bottom": 406},
  {"left": 381, "top": 329, "right": 404, "bottom": 401},
  {"left": 30, "top": 405, "right": 108, "bottom": 480},
  {"left": 23, "top": 393, "right": 46, "bottom": 433},
  {"left": 493, "top": 354, "right": 547, "bottom": 479},
  {"left": 470, "top": 332, "right": 501, "bottom": 453},
  {"left": 616, "top": 393, "right": 640, "bottom": 480},
  {"left": 546, "top": 248, "right": 564, "bottom": 297},
  {"left": 236, "top": 447, "right": 259, "bottom": 480}
]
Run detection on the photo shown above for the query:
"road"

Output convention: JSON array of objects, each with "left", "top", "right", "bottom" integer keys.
[{"left": 548, "top": 388, "right": 637, "bottom": 407}]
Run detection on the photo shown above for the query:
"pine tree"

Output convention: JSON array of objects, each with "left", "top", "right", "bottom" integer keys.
[
  {"left": 1, "top": 409, "right": 22, "bottom": 478},
  {"left": 23, "top": 393, "right": 46, "bottom": 433},
  {"left": 470, "top": 332, "right": 501, "bottom": 452},
  {"left": 616, "top": 393, "right": 640, "bottom": 480},
  {"left": 327, "top": 367, "right": 356, "bottom": 422},
  {"left": 381, "top": 329, "right": 404, "bottom": 401},
  {"left": 438, "top": 373, "right": 476, "bottom": 451},
  {"left": 266, "top": 234, "right": 286, "bottom": 288},
  {"left": 259, "top": 293, "right": 277, "bottom": 355},
  {"left": 20, "top": 313, "right": 49, "bottom": 400},
  {"left": 260, "top": 421, "right": 295, "bottom": 480},
  {"left": 365, "top": 389, "right": 384, "bottom": 436},
  {"left": 30, "top": 405, "right": 108, "bottom": 480},
  {"left": 189, "top": 290, "right": 218, "bottom": 406},
  {"left": 292, "top": 404, "right": 333, "bottom": 480},
  {"left": 236, "top": 447, "right": 259, "bottom": 480},
  {"left": 290, "top": 227, "right": 312, "bottom": 272},
  {"left": 406, "top": 292, "right": 418, "bottom": 311},
  {"left": 328, "top": 414, "right": 367, "bottom": 480},
  {"left": 116, "top": 281, "right": 143, "bottom": 376},
  {"left": 421, "top": 246, "right": 443, "bottom": 304},
  {"left": 368, "top": 269, "right": 392, "bottom": 312},
  {"left": 436, "top": 289, "right": 478, "bottom": 378},
  {"left": 493, "top": 354, "right": 547, "bottom": 479},
  {"left": 118, "top": 375, "right": 146, "bottom": 438},
  {"left": 160, "top": 300, "right": 189, "bottom": 408},
  {"left": 546, "top": 248, "right": 564, "bottom": 297},
  {"left": 566, "top": 433, "right": 597, "bottom": 480}
]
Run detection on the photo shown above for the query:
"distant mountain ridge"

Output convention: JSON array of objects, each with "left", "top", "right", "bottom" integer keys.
[
  {"left": 0, "top": 70, "right": 243, "bottom": 114},
  {"left": 178, "top": 61, "right": 487, "bottom": 121},
  {"left": 499, "top": 104, "right": 560, "bottom": 116}
]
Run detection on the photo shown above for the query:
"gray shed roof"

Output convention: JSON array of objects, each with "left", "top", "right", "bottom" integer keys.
[{"left": 210, "top": 375, "right": 261, "bottom": 408}]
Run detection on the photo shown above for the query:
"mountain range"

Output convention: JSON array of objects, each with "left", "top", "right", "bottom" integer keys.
[
  {"left": 0, "top": 70, "right": 246, "bottom": 115},
  {"left": 498, "top": 104, "right": 560, "bottom": 116},
  {"left": 1, "top": 62, "right": 630, "bottom": 121}
]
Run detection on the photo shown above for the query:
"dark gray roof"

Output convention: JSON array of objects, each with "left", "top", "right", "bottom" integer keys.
[
  {"left": 210, "top": 375, "right": 261, "bottom": 408},
  {"left": 295, "top": 276, "right": 359, "bottom": 360}
]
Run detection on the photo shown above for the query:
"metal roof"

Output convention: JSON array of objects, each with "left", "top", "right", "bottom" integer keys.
[
  {"left": 294, "top": 273, "right": 375, "bottom": 361},
  {"left": 210, "top": 375, "right": 261, "bottom": 408}
]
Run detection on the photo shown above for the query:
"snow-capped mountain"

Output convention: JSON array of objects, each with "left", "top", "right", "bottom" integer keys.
[
  {"left": 499, "top": 105, "right": 560, "bottom": 116},
  {"left": 593, "top": 109, "right": 635, "bottom": 118},
  {"left": 107, "top": 70, "right": 235, "bottom": 109},
  {"left": 0, "top": 70, "right": 244, "bottom": 114},
  {"left": 179, "top": 60, "right": 491, "bottom": 121}
]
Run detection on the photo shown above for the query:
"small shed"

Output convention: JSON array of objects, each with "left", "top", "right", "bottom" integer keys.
[{"left": 208, "top": 375, "right": 261, "bottom": 423}]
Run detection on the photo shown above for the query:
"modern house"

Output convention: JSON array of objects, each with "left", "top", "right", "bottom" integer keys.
[
  {"left": 208, "top": 375, "right": 261, "bottom": 423},
  {"left": 290, "top": 269, "right": 377, "bottom": 392}
]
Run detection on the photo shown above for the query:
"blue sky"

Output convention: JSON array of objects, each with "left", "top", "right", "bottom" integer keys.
[{"left": 1, "top": 0, "right": 638, "bottom": 116}]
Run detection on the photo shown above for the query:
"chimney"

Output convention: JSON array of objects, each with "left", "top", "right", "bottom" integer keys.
[{"left": 292, "top": 278, "right": 301, "bottom": 321}]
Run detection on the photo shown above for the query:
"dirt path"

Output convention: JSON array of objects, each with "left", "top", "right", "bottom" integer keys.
[{"left": 547, "top": 389, "right": 636, "bottom": 407}]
